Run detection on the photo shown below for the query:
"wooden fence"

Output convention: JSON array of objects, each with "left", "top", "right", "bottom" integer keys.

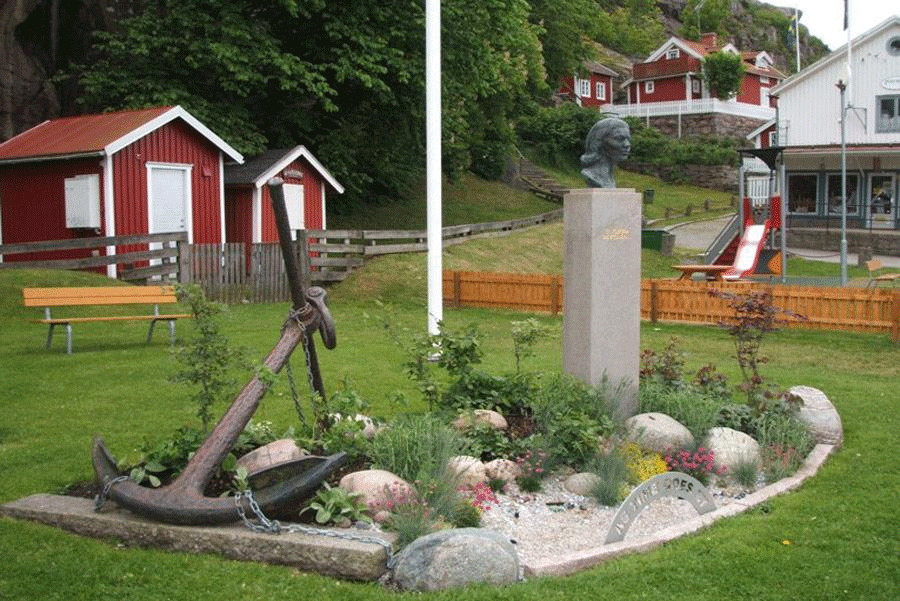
[
  {"left": 441, "top": 270, "right": 900, "bottom": 342},
  {"left": 0, "top": 232, "right": 186, "bottom": 282},
  {"left": 306, "top": 208, "right": 564, "bottom": 281}
]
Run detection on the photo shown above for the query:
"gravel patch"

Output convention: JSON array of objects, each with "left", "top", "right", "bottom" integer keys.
[{"left": 479, "top": 474, "right": 752, "bottom": 566}]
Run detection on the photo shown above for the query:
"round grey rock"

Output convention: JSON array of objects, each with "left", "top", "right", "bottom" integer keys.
[
  {"left": 392, "top": 528, "right": 519, "bottom": 591},
  {"left": 624, "top": 412, "right": 695, "bottom": 454},
  {"left": 705, "top": 427, "right": 760, "bottom": 472},
  {"left": 791, "top": 385, "right": 843, "bottom": 447}
]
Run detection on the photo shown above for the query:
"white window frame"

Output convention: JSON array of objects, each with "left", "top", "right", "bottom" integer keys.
[
  {"left": 577, "top": 78, "right": 591, "bottom": 98},
  {"left": 596, "top": 81, "right": 606, "bottom": 101},
  {"left": 644, "top": 80, "right": 655, "bottom": 94},
  {"left": 876, "top": 95, "right": 900, "bottom": 133},
  {"left": 691, "top": 78, "right": 700, "bottom": 94},
  {"left": 666, "top": 48, "right": 680, "bottom": 59}
]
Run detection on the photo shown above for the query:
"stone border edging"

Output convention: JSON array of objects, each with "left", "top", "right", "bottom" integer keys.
[
  {"left": 0, "top": 494, "right": 395, "bottom": 581},
  {"left": 522, "top": 442, "right": 836, "bottom": 577}
]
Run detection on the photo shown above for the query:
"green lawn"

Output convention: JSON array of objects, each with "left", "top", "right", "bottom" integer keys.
[{"left": 1, "top": 264, "right": 899, "bottom": 600}]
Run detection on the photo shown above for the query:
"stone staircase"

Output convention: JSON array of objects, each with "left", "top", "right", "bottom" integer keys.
[{"left": 518, "top": 158, "right": 568, "bottom": 203}]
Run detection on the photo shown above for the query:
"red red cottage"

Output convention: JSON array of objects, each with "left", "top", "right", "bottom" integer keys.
[
  {"left": 557, "top": 60, "right": 618, "bottom": 108},
  {"left": 0, "top": 106, "right": 243, "bottom": 275},
  {"left": 224, "top": 146, "right": 344, "bottom": 246}
]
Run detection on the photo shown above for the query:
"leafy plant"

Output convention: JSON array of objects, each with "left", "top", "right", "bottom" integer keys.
[
  {"left": 620, "top": 442, "right": 668, "bottom": 485},
  {"left": 761, "top": 444, "right": 806, "bottom": 482},
  {"left": 301, "top": 483, "right": 370, "bottom": 526},
  {"left": 511, "top": 318, "right": 552, "bottom": 374},
  {"left": 171, "top": 284, "right": 249, "bottom": 431},
  {"left": 639, "top": 337, "right": 687, "bottom": 388},
  {"left": 460, "top": 418, "right": 521, "bottom": 462},
  {"left": 516, "top": 448, "right": 550, "bottom": 492},
  {"left": 711, "top": 289, "right": 805, "bottom": 410},
  {"left": 703, "top": 50, "right": 745, "bottom": 99}
]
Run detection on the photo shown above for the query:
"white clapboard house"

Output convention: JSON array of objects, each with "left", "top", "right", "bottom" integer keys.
[{"left": 767, "top": 16, "right": 900, "bottom": 230}]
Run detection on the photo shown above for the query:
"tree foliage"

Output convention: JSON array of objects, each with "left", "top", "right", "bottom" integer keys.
[
  {"left": 703, "top": 51, "right": 745, "bottom": 100},
  {"left": 76, "top": 0, "right": 547, "bottom": 206}
]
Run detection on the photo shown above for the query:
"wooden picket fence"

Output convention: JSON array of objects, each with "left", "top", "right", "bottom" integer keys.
[{"left": 441, "top": 270, "right": 900, "bottom": 342}]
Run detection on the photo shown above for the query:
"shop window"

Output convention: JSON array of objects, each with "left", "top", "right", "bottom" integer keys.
[
  {"left": 826, "top": 174, "right": 859, "bottom": 214},
  {"left": 876, "top": 95, "right": 900, "bottom": 133},
  {"left": 787, "top": 174, "right": 817, "bottom": 213}
]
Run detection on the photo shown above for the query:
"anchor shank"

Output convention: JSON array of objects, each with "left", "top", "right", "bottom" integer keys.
[{"left": 175, "top": 321, "right": 303, "bottom": 491}]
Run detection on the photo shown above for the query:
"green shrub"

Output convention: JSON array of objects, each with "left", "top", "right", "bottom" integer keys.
[
  {"left": 368, "top": 413, "right": 463, "bottom": 484},
  {"left": 639, "top": 380, "right": 721, "bottom": 442},
  {"left": 590, "top": 451, "right": 629, "bottom": 506}
]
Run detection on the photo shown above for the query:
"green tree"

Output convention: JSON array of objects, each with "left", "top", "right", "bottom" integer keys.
[
  {"left": 681, "top": 0, "right": 730, "bottom": 40},
  {"left": 595, "top": 0, "right": 665, "bottom": 57},
  {"left": 703, "top": 51, "right": 745, "bottom": 99},
  {"left": 76, "top": 0, "right": 547, "bottom": 205}
]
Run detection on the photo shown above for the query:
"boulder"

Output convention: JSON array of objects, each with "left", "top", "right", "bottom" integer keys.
[
  {"left": 453, "top": 409, "right": 508, "bottom": 431},
  {"left": 563, "top": 472, "right": 601, "bottom": 496},
  {"left": 446, "top": 455, "right": 488, "bottom": 488},
  {"left": 339, "top": 469, "right": 413, "bottom": 514},
  {"left": 392, "top": 528, "right": 519, "bottom": 591},
  {"left": 705, "top": 427, "right": 760, "bottom": 472},
  {"left": 484, "top": 458, "right": 520, "bottom": 482},
  {"left": 624, "top": 413, "right": 695, "bottom": 454},
  {"left": 236, "top": 439, "right": 306, "bottom": 475},
  {"left": 791, "top": 385, "right": 843, "bottom": 447}
]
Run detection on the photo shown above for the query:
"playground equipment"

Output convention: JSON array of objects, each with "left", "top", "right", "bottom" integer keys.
[{"left": 688, "top": 147, "right": 787, "bottom": 281}]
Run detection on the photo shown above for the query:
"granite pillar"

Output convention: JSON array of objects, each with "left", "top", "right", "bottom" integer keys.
[{"left": 563, "top": 188, "right": 642, "bottom": 417}]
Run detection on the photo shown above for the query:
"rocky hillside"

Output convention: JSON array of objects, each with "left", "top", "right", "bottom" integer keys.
[{"left": 655, "top": 0, "right": 830, "bottom": 74}]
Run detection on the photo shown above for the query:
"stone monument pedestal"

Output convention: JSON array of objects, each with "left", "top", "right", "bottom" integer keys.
[{"left": 563, "top": 188, "right": 642, "bottom": 418}]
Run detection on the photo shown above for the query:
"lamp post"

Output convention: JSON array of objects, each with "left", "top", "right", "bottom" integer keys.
[{"left": 836, "top": 79, "right": 848, "bottom": 286}]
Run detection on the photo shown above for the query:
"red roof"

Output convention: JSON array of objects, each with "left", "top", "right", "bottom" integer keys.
[{"left": 0, "top": 105, "right": 243, "bottom": 164}]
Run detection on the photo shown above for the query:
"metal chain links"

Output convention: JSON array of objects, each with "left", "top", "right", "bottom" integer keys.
[
  {"left": 234, "top": 490, "right": 396, "bottom": 569},
  {"left": 94, "top": 475, "right": 128, "bottom": 511}
]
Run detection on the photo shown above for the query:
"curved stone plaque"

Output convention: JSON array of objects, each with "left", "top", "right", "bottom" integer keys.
[{"left": 604, "top": 472, "right": 716, "bottom": 544}]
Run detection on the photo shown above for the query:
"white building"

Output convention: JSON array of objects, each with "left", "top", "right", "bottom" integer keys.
[{"left": 771, "top": 16, "right": 900, "bottom": 230}]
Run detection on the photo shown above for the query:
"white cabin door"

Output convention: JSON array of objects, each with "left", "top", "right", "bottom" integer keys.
[{"left": 148, "top": 163, "right": 192, "bottom": 238}]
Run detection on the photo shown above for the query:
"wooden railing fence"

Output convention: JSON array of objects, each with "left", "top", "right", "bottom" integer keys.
[
  {"left": 0, "top": 232, "right": 186, "bottom": 282},
  {"left": 442, "top": 270, "right": 900, "bottom": 342}
]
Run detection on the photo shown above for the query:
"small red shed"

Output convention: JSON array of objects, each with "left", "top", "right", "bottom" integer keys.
[
  {"left": 224, "top": 146, "right": 343, "bottom": 246},
  {"left": 0, "top": 105, "right": 243, "bottom": 275}
]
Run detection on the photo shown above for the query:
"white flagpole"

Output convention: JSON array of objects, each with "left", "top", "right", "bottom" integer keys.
[{"left": 426, "top": 0, "right": 443, "bottom": 335}]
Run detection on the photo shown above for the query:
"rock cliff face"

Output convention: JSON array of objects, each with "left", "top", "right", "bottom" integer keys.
[{"left": 0, "top": 0, "right": 141, "bottom": 139}]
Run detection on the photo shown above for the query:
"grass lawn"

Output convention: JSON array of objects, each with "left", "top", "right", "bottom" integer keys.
[{"left": 1, "top": 262, "right": 899, "bottom": 600}]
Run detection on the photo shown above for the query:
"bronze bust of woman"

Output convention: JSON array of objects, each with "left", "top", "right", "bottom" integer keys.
[{"left": 580, "top": 117, "right": 631, "bottom": 188}]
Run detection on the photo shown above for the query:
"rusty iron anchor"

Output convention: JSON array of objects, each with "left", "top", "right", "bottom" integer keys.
[{"left": 92, "top": 178, "right": 344, "bottom": 525}]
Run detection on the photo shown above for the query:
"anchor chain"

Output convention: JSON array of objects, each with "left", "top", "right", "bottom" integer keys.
[
  {"left": 234, "top": 490, "right": 396, "bottom": 568},
  {"left": 94, "top": 475, "right": 128, "bottom": 511}
]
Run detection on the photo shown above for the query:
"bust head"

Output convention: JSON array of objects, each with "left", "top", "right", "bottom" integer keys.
[{"left": 580, "top": 117, "right": 631, "bottom": 188}]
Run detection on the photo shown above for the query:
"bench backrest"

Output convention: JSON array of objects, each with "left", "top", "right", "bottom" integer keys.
[
  {"left": 866, "top": 259, "right": 884, "bottom": 274},
  {"left": 23, "top": 286, "right": 179, "bottom": 308}
]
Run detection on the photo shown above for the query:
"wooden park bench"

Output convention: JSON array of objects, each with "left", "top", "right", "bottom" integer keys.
[
  {"left": 866, "top": 259, "right": 900, "bottom": 289},
  {"left": 22, "top": 285, "right": 190, "bottom": 354}
]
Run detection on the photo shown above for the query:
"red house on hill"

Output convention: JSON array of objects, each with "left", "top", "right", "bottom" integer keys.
[
  {"left": 224, "top": 146, "right": 343, "bottom": 247},
  {"left": 624, "top": 33, "right": 784, "bottom": 107},
  {"left": 557, "top": 60, "right": 618, "bottom": 108},
  {"left": 0, "top": 105, "right": 243, "bottom": 275}
]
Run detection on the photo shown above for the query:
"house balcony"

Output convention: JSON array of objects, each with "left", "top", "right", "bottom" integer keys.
[
  {"left": 600, "top": 98, "right": 776, "bottom": 122},
  {"left": 632, "top": 56, "right": 702, "bottom": 80}
]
